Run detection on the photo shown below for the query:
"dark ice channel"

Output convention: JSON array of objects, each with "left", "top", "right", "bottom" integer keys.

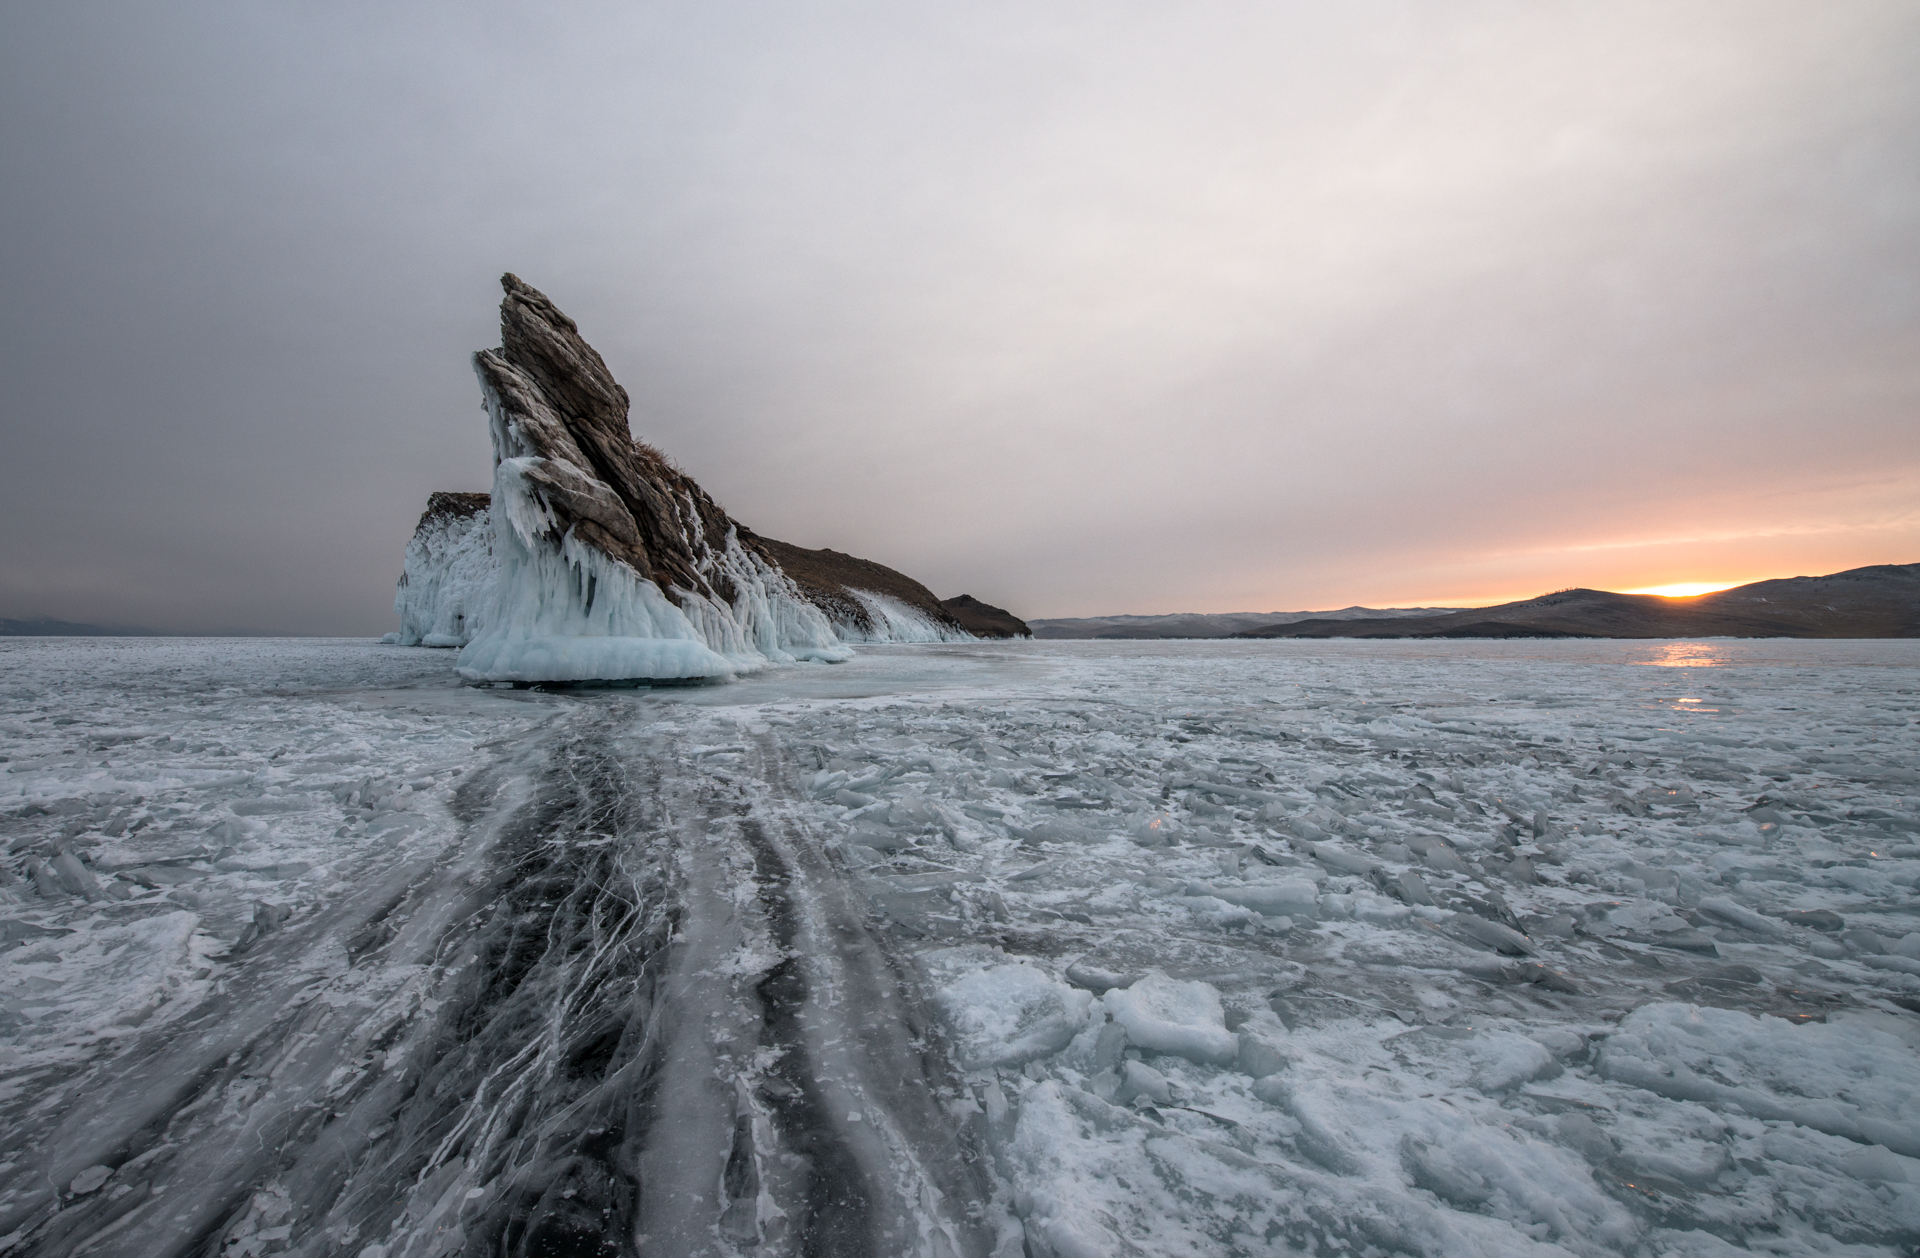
[{"left": 3, "top": 700, "right": 998, "bottom": 1258}]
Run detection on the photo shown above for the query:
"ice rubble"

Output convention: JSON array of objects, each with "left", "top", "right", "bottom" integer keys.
[
  {"left": 1596, "top": 1003, "right": 1920, "bottom": 1158},
  {"left": 391, "top": 274, "right": 968, "bottom": 682},
  {"left": 7, "top": 636, "right": 1920, "bottom": 1257},
  {"left": 746, "top": 637, "right": 1920, "bottom": 1256},
  {"left": 0, "top": 639, "right": 556, "bottom": 1239},
  {"left": 1103, "top": 971, "right": 1238, "bottom": 1063},
  {"left": 934, "top": 956, "right": 1093, "bottom": 1068}
]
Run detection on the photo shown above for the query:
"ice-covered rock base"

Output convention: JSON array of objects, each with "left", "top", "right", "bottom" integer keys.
[{"left": 390, "top": 492, "right": 493, "bottom": 648}]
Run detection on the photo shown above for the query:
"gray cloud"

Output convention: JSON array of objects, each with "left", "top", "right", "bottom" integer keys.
[{"left": 3, "top": 0, "right": 1915, "bottom": 631}]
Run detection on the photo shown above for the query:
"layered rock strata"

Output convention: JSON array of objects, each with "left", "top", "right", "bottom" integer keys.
[{"left": 391, "top": 275, "right": 972, "bottom": 681}]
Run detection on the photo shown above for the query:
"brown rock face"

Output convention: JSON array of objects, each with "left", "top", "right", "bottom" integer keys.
[
  {"left": 938, "top": 595, "right": 1032, "bottom": 639},
  {"left": 414, "top": 491, "right": 489, "bottom": 530},
  {"left": 471, "top": 273, "right": 961, "bottom": 636},
  {"left": 475, "top": 273, "right": 734, "bottom": 602}
]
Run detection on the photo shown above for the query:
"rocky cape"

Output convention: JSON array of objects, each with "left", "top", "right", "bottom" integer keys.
[
  {"left": 1229, "top": 563, "right": 1920, "bottom": 640},
  {"left": 1027, "top": 606, "right": 1450, "bottom": 639},
  {"left": 391, "top": 275, "right": 1021, "bottom": 680},
  {"left": 936, "top": 595, "right": 1030, "bottom": 639}
]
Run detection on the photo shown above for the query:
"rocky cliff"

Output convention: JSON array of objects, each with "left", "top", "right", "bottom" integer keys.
[
  {"left": 937, "top": 595, "right": 1031, "bottom": 639},
  {"left": 392, "top": 492, "right": 492, "bottom": 648},
  {"left": 391, "top": 275, "right": 971, "bottom": 681}
]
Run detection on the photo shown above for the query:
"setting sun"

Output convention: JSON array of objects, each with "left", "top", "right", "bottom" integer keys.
[{"left": 1622, "top": 581, "right": 1744, "bottom": 598}]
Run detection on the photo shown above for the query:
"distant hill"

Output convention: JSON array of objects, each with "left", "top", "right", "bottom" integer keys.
[
  {"left": 0, "top": 617, "right": 302, "bottom": 637},
  {"left": 1028, "top": 606, "right": 1453, "bottom": 639},
  {"left": 0, "top": 617, "right": 139, "bottom": 636},
  {"left": 1231, "top": 563, "right": 1920, "bottom": 640}
]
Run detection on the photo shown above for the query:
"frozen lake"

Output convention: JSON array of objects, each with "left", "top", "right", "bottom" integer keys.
[{"left": 2, "top": 636, "right": 1918, "bottom": 1257}]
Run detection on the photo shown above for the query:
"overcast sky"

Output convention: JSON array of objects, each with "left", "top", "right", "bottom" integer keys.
[{"left": 3, "top": 1, "right": 1916, "bottom": 633}]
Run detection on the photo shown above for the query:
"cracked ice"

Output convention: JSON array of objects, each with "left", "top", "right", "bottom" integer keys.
[{"left": 3, "top": 636, "right": 1918, "bottom": 1257}]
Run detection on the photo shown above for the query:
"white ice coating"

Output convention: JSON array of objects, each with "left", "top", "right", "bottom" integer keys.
[
  {"left": 683, "top": 513, "right": 857, "bottom": 666},
  {"left": 391, "top": 505, "right": 495, "bottom": 648},
  {"left": 432, "top": 371, "right": 939, "bottom": 682},
  {"left": 836, "top": 590, "right": 975, "bottom": 644},
  {"left": 454, "top": 456, "right": 737, "bottom": 683}
]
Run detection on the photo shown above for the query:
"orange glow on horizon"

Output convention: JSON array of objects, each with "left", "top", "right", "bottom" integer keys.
[
  {"left": 1357, "top": 578, "right": 1753, "bottom": 609},
  {"left": 1620, "top": 581, "right": 1743, "bottom": 598}
]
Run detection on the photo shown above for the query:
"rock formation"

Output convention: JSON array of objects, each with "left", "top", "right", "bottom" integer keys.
[
  {"left": 938, "top": 595, "right": 1031, "bottom": 639},
  {"left": 391, "top": 275, "right": 973, "bottom": 681},
  {"left": 1025, "top": 607, "right": 1450, "bottom": 639},
  {"left": 392, "top": 492, "right": 491, "bottom": 648}
]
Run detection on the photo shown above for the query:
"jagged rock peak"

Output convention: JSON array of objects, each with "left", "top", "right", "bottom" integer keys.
[
  {"left": 389, "top": 275, "right": 982, "bottom": 681},
  {"left": 498, "top": 273, "right": 630, "bottom": 429},
  {"left": 473, "top": 273, "right": 735, "bottom": 605}
]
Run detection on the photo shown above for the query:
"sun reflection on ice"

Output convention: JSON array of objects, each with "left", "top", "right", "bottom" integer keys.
[{"left": 1641, "top": 642, "right": 1728, "bottom": 668}]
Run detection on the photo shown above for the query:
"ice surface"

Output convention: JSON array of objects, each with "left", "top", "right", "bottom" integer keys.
[
  {"left": 5, "top": 636, "right": 1920, "bottom": 1256},
  {"left": 455, "top": 630, "right": 737, "bottom": 684},
  {"left": 730, "top": 637, "right": 1920, "bottom": 1257}
]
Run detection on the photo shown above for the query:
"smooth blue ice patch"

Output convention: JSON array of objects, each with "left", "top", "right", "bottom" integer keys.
[{"left": 456, "top": 634, "right": 735, "bottom": 683}]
